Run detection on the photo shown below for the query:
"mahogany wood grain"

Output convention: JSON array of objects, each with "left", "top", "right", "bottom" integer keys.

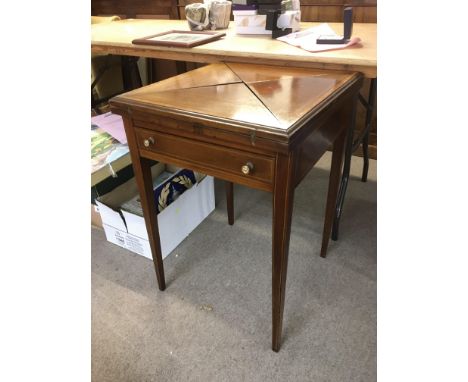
[
  {"left": 110, "top": 63, "right": 363, "bottom": 351},
  {"left": 226, "top": 62, "right": 348, "bottom": 83},
  {"left": 114, "top": 63, "right": 361, "bottom": 138},
  {"left": 127, "top": 62, "right": 241, "bottom": 94},
  {"left": 271, "top": 153, "right": 296, "bottom": 352},
  {"left": 121, "top": 115, "right": 166, "bottom": 291},
  {"left": 132, "top": 114, "right": 291, "bottom": 155},
  {"left": 292, "top": 87, "right": 357, "bottom": 186},
  {"left": 226, "top": 181, "right": 234, "bottom": 225},
  {"left": 135, "top": 127, "right": 275, "bottom": 191},
  {"left": 320, "top": 125, "right": 347, "bottom": 258},
  {"left": 128, "top": 83, "right": 283, "bottom": 128}
]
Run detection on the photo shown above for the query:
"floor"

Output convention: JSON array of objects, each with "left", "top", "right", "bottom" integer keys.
[{"left": 92, "top": 152, "right": 376, "bottom": 382}]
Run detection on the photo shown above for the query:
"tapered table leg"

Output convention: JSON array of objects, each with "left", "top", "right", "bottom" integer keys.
[
  {"left": 122, "top": 116, "right": 166, "bottom": 291},
  {"left": 225, "top": 181, "right": 234, "bottom": 225},
  {"left": 361, "top": 131, "right": 370, "bottom": 182},
  {"left": 121, "top": 56, "right": 142, "bottom": 91},
  {"left": 320, "top": 128, "right": 347, "bottom": 258},
  {"left": 175, "top": 61, "right": 187, "bottom": 75},
  {"left": 134, "top": 157, "right": 166, "bottom": 290},
  {"left": 360, "top": 78, "right": 376, "bottom": 183},
  {"left": 271, "top": 153, "right": 296, "bottom": 352},
  {"left": 331, "top": 93, "right": 360, "bottom": 242}
]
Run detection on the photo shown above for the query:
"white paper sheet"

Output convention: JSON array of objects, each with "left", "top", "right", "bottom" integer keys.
[{"left": 277, "top": 23, "right": 361, "bottom": 53}]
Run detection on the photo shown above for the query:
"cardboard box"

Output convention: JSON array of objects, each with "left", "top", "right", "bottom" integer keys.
[
  {"left": 91, "top": 204, "right": 103, "bottom": 228},
  {"left": 95, "top": 163, "right": 215, "bottom": 259},
  {"left": 234, "top": 14, "right": 271, "bottom": 35},
  {"left": 234, "top": 11, "right": 300, "bottom": 35}
]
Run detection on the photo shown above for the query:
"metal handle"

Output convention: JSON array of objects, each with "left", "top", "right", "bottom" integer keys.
[
  {"left": 143, "top": 137, "right": 155, "bottom": 147},
  {"left": 241, "top": 162, "right": 254, "bottom": 175}
]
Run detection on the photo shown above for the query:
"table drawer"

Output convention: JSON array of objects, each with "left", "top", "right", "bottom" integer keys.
[{"left": 135, "top": 128, "right": 274, "bottom": 184}]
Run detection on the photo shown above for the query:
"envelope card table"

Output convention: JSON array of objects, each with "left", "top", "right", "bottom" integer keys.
[{"left": 110, "top": 62, "right": 362, "bottom": 351}]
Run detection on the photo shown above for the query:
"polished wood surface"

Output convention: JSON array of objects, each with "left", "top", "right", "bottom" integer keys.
[
  {"left": 110, "top": 63, "right": 362, "bottom": 351},
  {"left": 92, "top": 19, "right": 377, "bottom": 78},
  {"left": 114, "top": 63, "right": 360, "bottom": 132},
  {"left": 128, "top": 83, "right": 282, "bottom": 128},
  {"left": 320, "top": 125, "right": 347, "bottom": 257},
  {"left": 121, "top": 116, "right": 166, "bottom": 291},
  {"left": 131, "top": 62, "right": 241, "bottom": 93},
  {"left": 225, "top": 181, "right": 234, "bottom": 226},
  {"left": 135, "top": 127, "right": 276, "bottom": 191}
]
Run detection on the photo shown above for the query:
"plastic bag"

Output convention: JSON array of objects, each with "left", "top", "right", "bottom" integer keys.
[
  {"left": 206, "top": 0, "right": 232, "bottom": 30},
  {"left": 185, "top": 3, "right": 210, "bottom": 31}
]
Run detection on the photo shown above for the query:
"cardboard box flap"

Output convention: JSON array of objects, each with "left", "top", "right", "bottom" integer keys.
[
  {"left": 97, "top": 162, "right": 165, "bottom": 209},
  {"left": 95, "top": 200, "right": 128, "bottom": 232},
  {"left": 121, "top": 210, "right": 147, "bottom": 239},
  {"left": 96, "top": 162, "right": 165, "bottom": 232}
]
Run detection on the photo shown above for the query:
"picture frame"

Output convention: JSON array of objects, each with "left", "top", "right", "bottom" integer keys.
[{"left": 132, "top": 30, "right": 226, "bottom": 48}]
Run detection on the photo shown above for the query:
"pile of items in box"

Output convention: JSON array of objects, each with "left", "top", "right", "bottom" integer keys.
[
  {"left": 96, "top": 162, "right": 215, "bottom": 260},
  {"left": 232, "top": 0, "right": 301, "bottom": 36}
]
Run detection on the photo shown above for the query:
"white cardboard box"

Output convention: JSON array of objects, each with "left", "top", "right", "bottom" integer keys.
[
  {"left": 234, "top": 14, "right": 271, "bottom": 35},
  {"left": 96, "top": 163, "right": 215, "bottom": 260},
  {"left": 234, "top": 11, "right": 301, "bottom": 35}
]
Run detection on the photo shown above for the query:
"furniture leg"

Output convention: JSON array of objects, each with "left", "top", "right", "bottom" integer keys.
[
  {"left": 331, "top": 93, "right": 359, "bottom": 241},
  {"left": 360, "top": 78, "right": 376, "bottom": 182},
  {"left": 225, "top": 181, "right": 234, "bottom": 225},
  {"left": 361, "top": 130, "right": 369, "bottom": 182},
  {"left": 175, "top": 61, "right": 187, "bottom": 75},
  {"left": 133, "top": 157, "right": 166, "bottom": 290},
  {"left": 320, "top": 128, "right": 347, "bottom": 258},
  {"left": 146, "top": 58, "right": 155, "bottom": 84},
  {"left": 122, "top": 114, "right": 167, "bottom": 291},
  {"left": 272, "top": 153, "right": 296, "bottom": 352},
  {"left": 121, "top": 56, "right": 142, "bottom": 91}
]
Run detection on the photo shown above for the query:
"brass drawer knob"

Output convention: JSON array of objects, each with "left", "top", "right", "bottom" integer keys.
[
  {"left": 241, "top": 162, "right": 254, "bottom": 175},
  {"left": 143, "top": 137, "right": 155, "bottom": 147}
]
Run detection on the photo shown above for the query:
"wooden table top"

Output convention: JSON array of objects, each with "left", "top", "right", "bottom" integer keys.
[
  {"left": 111, "top": 62, "right": 360, "bottom": 141},
  {"left": 91, "top": 19, "right": 377, "bottom": 78}
]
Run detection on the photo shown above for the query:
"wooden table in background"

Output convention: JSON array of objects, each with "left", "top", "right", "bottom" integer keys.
[{"left": 91, "top": 19, "right": 376, "bottom": 78}]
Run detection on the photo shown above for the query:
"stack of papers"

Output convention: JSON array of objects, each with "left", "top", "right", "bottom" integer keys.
[
  {"left": 277, "top": 23, "right": 361, "bottom": 52},
  {"left": 91, "top": 112, "right": 130, "bottom": 185},
  {"left": 91, "top": 112, "right": 127, "bottom": 144}
]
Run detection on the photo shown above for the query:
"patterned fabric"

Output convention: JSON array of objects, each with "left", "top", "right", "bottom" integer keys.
[
  {"left": 171, "top": 169, "right": 197, "bottom": 198},
  {"left": 154, "top": 180, "right": 174, "bottom": 213},
  {"left": 153, "top": 169, "right": 197, "bottom": 213}
]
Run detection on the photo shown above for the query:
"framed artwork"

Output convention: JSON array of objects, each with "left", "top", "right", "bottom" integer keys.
[{"left": 132, "top": 30, "right": 226, "bottom": 48}]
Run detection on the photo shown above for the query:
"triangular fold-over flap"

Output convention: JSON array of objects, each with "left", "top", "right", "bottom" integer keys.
[
  {"left": 124, "top": 63, "right": 242, "bottom": 96},
  {"left": 245, "top": 76, "right": 340, "bottom": 126},
  {"left": 227, "top": 62, "right": 341, "bottom": 84},
  {"left": 129, "top": 83, "right": 283, "bottom": 128}
]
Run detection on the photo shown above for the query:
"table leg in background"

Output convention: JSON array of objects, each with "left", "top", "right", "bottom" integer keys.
[
  {"left": 320, "top": 128, "right": 347, "bottom": 258},
  {"left": 331, "top": 91, "right": 362, "bottom": 242}
]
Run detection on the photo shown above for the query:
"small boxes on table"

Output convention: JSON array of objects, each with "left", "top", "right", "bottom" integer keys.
[
  {"left": 234, "top": 14, "right": 271, "bottom": 34},
  {"left": 233, "top": 0, "right": 301, "bottom": 35}
]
